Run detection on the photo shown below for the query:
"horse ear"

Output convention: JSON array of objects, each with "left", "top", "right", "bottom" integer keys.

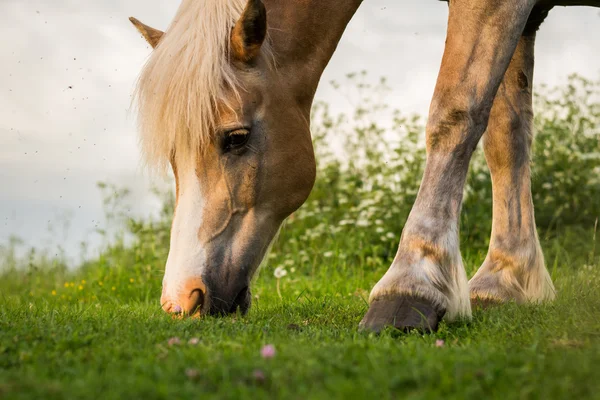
[
  {"left": 129, "top": 17, "right": 164, "bottom": 49},
  {"left": 230, "top": 0, "right": 267, "bottom": 63}
]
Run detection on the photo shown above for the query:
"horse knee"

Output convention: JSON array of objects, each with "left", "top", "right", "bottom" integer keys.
[{"left": 426, "top": 102, "right": 486, "bottom": 157}]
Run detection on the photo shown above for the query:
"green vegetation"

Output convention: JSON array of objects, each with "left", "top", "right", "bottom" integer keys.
[{"left": 1, "top": 74, "right": 599, "bottom": 399}]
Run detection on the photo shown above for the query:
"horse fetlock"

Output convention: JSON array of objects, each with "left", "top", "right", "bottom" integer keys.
[
  {"left": 469, "top": 244, "right": 556, "bottom": 304},
  {"left": 368, "top": 267, "right": 448, "bottom": 315}
]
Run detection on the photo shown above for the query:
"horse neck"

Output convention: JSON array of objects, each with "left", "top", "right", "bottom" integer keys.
[{"left": 265, "top": 0, "right": 364, "bottom": 105}]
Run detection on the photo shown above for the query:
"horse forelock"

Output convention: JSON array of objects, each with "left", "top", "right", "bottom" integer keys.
[{"left": 133, "top": 0, "right": 249, "bottom": 173}]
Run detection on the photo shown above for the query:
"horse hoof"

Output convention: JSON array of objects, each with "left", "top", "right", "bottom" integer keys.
[{"left": 359, "top": 295, "right": 446, "bottom": 333}]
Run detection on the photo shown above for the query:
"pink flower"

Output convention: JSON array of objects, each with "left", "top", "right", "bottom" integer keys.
[
  {"left": 168, "top": 337, "right": 181, "bottom": 346},
  {"left": 435, "top": 339, "right": 445, "bottom": 348},
  {"left": 260, "top": 344, "right": 276, "bottom": 359},
  {"left": 188, "top": 338, "right": 200, "bottom": 345}
]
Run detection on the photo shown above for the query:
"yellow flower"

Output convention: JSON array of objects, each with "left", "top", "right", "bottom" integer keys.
[
  {"left": 81, "top": 280, "right": 86, "bottom": 284},
  {"left": 129, "top": 278, "right": 134, "bottom": 283},
  {"left": 112, "top": 286, "right": 116, "bottom": 291},
  {"left": 51, "top": 290, "right": 57, "bottom": 296},
  {"left": 78, "top": 285, "right": 83, "bottom": 291},
  {"left": 64, "top": 283, "right": 69, "bottom": 288},
  {"left": 98, "top": 281, "right": 103, "bottom": 286}
]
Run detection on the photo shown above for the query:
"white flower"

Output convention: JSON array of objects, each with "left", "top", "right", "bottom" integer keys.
[
  {"left": 274, "top": 266, "right": 288, "bottom": 279},
  {"left": 323, "top": 251, "right": 334, "bottom": 258}
]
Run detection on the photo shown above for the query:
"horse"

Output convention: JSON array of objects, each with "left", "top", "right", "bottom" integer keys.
[{"left": 129, "top": 0, "right": 600, "bottom": 332}]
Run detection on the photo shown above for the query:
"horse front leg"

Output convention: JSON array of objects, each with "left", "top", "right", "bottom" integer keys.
[
  {"left": 360, "top": 0, "right": 537, "bottom": 332},
  {"left": 469, "top": 9, "right": 556, "bottom": 306}
]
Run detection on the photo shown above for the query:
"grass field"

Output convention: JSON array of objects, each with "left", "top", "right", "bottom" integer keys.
[
  {"left": 2, "top": 75, "right": 599, "bottom": 399},
  {"left": 1, "top": 226, "right": 599, "bottom": 400}
]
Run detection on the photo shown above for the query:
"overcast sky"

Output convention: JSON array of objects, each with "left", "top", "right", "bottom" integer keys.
[{"left": 1, "top": 1, "right": 599, "bottom": 262}]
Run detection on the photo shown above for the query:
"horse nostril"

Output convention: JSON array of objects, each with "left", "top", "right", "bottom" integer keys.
[
  {"left": 179, "top": 277, "right": 207, "bottom": 316},
  {"left": 162, "top": 278, "right": 207, "bottom": 316},
  {"left": 184, "top": 288, "right": 205, "bottom": 316}
]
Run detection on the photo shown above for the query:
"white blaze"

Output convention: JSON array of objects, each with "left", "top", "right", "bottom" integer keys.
[{"left": 163, "top": 168, "right": 206, "bottom": 301}]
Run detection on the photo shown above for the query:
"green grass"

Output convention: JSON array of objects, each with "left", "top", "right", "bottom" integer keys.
[{"left": 1, "top": 229, "right": 600, "bottom": 400}]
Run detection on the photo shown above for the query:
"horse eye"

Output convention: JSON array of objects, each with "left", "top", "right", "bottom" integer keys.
[{"left": 223, "top": 128, "right": 250, "bottom": 153}]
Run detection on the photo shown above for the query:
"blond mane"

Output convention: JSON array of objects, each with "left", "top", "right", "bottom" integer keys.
[{"left": 133, "top": 0, "right": 248, "bottom": 172}]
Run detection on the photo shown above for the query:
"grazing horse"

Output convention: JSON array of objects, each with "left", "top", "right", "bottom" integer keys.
[{"left": 130, "top": 0, "right": 600, "bottom": 331}]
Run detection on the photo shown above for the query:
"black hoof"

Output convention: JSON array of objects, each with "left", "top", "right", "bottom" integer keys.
[{"left": 359, "top": 295, "right": 446, "bottom": 333}]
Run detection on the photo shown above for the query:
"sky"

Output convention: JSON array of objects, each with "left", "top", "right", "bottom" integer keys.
[{"left": 1, "top": 0, "right": 599, "bottom": 263}]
